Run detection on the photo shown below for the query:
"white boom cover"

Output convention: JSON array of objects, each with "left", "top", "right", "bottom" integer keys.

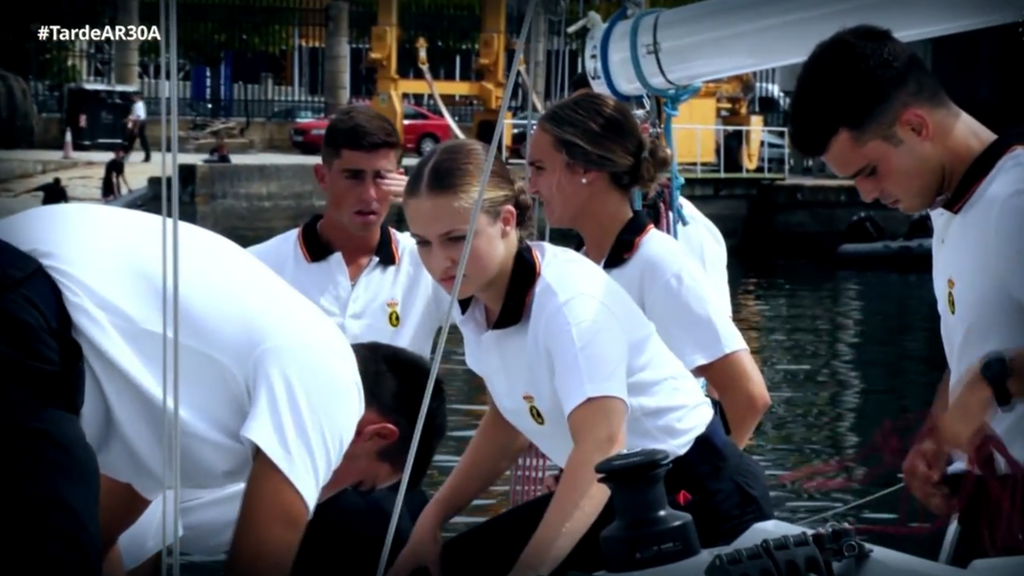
[{"left": 584, "top": 0, "right": 1022, "bottom": 97}]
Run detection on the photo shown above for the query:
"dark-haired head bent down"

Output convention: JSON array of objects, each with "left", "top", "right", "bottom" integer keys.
[{"left": 386, "top": 140, "right": 773, "bottom": 576}]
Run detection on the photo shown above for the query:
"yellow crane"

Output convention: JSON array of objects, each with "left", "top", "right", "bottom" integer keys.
[{"left": 364, "top": 0, "right": 513, "bottom": 147}]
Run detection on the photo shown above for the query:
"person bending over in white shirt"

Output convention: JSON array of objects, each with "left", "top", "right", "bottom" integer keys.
[
  {"left": 387, "top": 139, "right": 773, "bottom": 576},
  {"left": 0, "top": 204, "right": 447, "bottom": 576},
  {"left": 529, "top": 92, "right": 771, "bottom": 449}
]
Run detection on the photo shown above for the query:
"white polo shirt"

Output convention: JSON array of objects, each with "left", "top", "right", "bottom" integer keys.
[
  {"left": 675, "top": 196, "right": 731, "bottom": 315},
  {"left": 131, "top": 99, "right": 146, "bottom": 121},
  {"left": 248, "top": 215, "right": 448, "bottom": 358},
  {"left": 586, "top": 212, "right": 747, "bottom": 372},
  {"left": 457, "top": 242, "right": 713, "bottom": 468},
  {"left": 0, "top": 204, "right": 362, "bottom": 515},
  {"left": 930, "top": 134, "right": 1024, "bottom": 470}
]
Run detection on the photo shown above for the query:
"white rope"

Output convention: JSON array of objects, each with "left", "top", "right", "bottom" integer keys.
[
  {"left": 796, "top": 482, "right": 905, "bottom": 526},
  {"left": 374, "top": 2, "right": 540, "bottom": 574}
]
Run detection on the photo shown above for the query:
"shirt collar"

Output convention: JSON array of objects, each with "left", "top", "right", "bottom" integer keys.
[{"left": 296, "top": 214, "right": 398, "bottom": 265}]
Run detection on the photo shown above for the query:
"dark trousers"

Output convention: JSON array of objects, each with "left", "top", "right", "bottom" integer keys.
[
  {"left": 438, "top": 417, "right": 774, "bottom": 576},
  {"left": 0, "top": 240, "right": 101, "bottom": 575},
  {"left": 292, "top": 485, "right": 430, "bottom": 575},
  {"left": 126, "top": 120, "right": 150, "bottom": 160}
]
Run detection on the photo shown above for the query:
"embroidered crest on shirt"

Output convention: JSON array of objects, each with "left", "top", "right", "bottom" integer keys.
[
  {"left": 523, "top": 393, "right": 545, "bottom": 426},
  {"left": 946, "top": 277, "right": 956, "bottom": 316},
  {"left": 386, "top": 298, "right": 400, "bottom": 328}
]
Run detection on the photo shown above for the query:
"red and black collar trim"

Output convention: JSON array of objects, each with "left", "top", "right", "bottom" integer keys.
[
  {"left": 576, "top": 211, "right": 655, "bottom": 270},
  {"left": 296, "top": 214, "right": 398, "bottom": 265},
  {"left": 941, "top": 129, "right": 1024, "bottom": 215},
  {"left": 457, "top": 243, "right": 541, "bottom": 330}
]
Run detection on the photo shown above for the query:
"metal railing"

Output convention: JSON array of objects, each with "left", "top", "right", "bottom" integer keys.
[
  {"left": 500, "top": 118, "right": 539, "bottom": 162},
  {"left": 672, "top": 123, "right": 790, "bottom": 179},
  {"left": 501, "top": 119, "right": 791, "bottom": 180}
]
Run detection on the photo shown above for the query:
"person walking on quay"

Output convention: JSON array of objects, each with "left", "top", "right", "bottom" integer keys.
[{"left": 125, "top": 92, "right": 151, "bottom": 163}]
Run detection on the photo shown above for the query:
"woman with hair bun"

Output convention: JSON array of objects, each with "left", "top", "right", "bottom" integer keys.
[
  {"left": 387, "top": 138, "right": 773, "bottom": 576},
  {"left": 529, "top": 92, "right": 772, "bottom": 449}
]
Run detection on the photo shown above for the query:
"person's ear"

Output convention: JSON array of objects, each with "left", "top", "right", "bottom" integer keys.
[{"left": 357, "top": 422, "right": 399, "bottom": 447}]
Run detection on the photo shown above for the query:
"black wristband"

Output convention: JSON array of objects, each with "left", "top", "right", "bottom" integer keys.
[{"left": 980, "top": 351, "right": 1014, "bottom": 410}]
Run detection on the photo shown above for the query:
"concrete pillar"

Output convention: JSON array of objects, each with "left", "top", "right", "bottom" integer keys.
[
  {"left": 528, "top": 3, "right": 548, "bottom": 103},
  {"left": 113, "top": 0, "right": 140, "bottom": 86},
  {"left": 324, "top": 1, "right": 351, "bottom": 116},
  {"left": 69, "top": 40, "right": 90, "bottom": 81}
]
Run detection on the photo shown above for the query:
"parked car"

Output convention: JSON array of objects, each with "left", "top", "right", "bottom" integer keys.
[
  {"left": 290, "top": 103, "right": 452, "bottom": 156},
  {"left": 269, "top": 104, "right": 324, "bottom": 122}
]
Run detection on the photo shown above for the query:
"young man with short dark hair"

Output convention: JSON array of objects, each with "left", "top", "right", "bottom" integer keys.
[{"left": 789, "top": 24, "right": 1024, "bottom": 566}]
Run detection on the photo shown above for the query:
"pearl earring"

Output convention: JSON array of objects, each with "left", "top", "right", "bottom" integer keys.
[{"left": 581, "top": 177, "right": 588, "bottom": 184}]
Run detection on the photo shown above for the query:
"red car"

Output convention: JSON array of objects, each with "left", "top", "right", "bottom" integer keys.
[{"left": 290, "top": 103, "right": 453, "bottom": 157}]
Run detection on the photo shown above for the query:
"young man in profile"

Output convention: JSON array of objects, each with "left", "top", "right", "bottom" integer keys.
[
  {"left": 0, "top": 205, "right": 447, "bottom": 576},
  {"left": 789, "top": 24, "right": 1024, "bottom": 566}
]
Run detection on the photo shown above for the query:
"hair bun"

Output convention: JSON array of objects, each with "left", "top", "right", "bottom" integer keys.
[{"left": 512, "top": 182, "right": 536, "bottom": 236}]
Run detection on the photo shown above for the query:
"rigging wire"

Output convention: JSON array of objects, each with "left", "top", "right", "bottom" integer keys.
[
  {"left": 158, "top": 0, "right": 170, "bottom": 571},
  {"left": 375, "top": 1, "right": 541, "bottom": 574},
  {"left": 158, "top": 0, "right": 183, "bottom": 572},
  {"left": 796, "top": 482, "right": 906, "bottom": 527}
]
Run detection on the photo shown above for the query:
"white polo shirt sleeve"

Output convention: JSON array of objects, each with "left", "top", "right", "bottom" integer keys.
[
  {"left": 645, "top": 259, "right": 747, "bottom": 371},
  {"left": 539, "top": 293, "right": 630, "bottom": 417},
  {"left": 240, "top": 342, "right": 363, "bottom": 515},
  {"left": 991, "top": 168, "right": 1024, "bottom": 306}
]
